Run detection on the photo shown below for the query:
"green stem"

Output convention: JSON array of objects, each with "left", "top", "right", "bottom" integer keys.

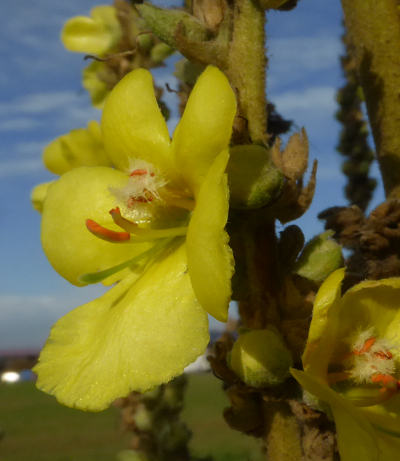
[
  {"left": 341, "top": 0, "right": 400, "bottom": 198},
  {"left": 263, "top": 402, "right": 303, "bottom": 461},
  {"left": 227, "top": 0, "right": 268, "bottom": 144}
]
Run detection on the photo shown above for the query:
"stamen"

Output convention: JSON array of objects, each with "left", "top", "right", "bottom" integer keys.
[
  {"left": 371, "top": 373, "right": 399, "bottom": 390},
  {"left": 109, "top": 207, "right": 188, "bottom": 241},
  {"left": 109, "top": 207, "right": 139, "bottom": 233},
  {"left": 374, "top": 350, "right": 393, "bottom": 360},
  {"left": 86, "top": 219, "right": 130, "bottom": 242},
  {"left": 130, "top": 169, "right": 148, "bottom": 176},
  {"left": 354, "top": 337, "right": 376, "bottom": 355}
]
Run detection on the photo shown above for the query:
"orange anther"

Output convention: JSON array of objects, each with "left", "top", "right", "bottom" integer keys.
[
  {"left": 86, "top": 219, "right": 130, "bottom": 242},
  {"left": 374, "top": 350, "right": 393, "bottom": 360},
  {"left": 371, "top": 373, "right": 398, "bottom": 389},
  {"left": 130, "top": 169, "right": 148, "bottom": 176},
  {"left": 354, "top": 337, "right": 376, "bottom": 355}
]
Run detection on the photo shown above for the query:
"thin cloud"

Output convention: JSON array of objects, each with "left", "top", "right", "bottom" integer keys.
[
  {"left": 0, "top": 159, "right": 43, "bottom": 177},
  {"left": 269, "top": 36, "right": 341, "bottom": 73},
  {"left": 0, "top": 117, "right": 41, "bottom": 132},
  {"left": 274, "top": 86, "right": 336, "bottom": 113}
]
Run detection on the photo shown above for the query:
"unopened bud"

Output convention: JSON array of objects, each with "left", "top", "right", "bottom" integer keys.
[
  {"left": 136, "top": 33, "right": 154, "bottom": 52},
  {"left": 137, "top": 4, "right": 209, "bottom": 49},
  {"left": 133, "top": 404, "right": 153, "bottom": 431},
  {"left": 228, "top": 144, "right": 283, "bottom": 209},
  {"left": 150, "top": 43, "right": 174, "bottom": 63},
  {"left": 229, "top": 329, "right": 293, "bottom": 387},
  {"left": 294, "top": 230, "right": 343, "bottom": 282}
]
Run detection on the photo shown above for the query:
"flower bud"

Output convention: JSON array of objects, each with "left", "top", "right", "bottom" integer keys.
[
  {"left": 133, "top": 404, "right": 153, "bottom": 431},
  {"left": 229, "top": 329, "right": 293, "bottom": 387},
  {"left": 150, "top": 43, "right": 174, "bottom": 63},
  {"left": 294, "top": 230, "right": 343, "bottom": 282},
  {"left": 228, "top": 144, "right": 283, "bottom": 209},
  {"left": 137, "top": 4, "right": 209, "bottom": 50}
]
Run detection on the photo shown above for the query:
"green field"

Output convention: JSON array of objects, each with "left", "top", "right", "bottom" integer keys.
[{"left": 0, "top": 373, "right": 263, "bottom": 461}]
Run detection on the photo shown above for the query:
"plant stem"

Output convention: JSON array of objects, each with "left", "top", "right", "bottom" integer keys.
[
  {"left": 227, "top": 0, "right": 268, "bottom": 144},
  {"left": 341, "top": 0, "right": 400, "bottom": 198}
]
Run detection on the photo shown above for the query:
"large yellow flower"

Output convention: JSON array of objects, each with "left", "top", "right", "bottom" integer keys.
[
  {"left": 292, "top": 269, "right": 400, "bottom": 460},
  {"left": 34, "top": 66, "right": 236, "bottom": 411}
]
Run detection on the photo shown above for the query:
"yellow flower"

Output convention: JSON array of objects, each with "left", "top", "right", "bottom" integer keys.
[
  {"left": 62, "top": 6, "right": 121, "bottom": 56},
  {"left": 34, "top": 66, "right": 236, "bottom": 411},
  {"left": 292, "top": 269, "right": 400, "bottom": 460}
]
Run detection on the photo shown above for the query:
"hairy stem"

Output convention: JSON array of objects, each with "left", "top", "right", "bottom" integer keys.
[
  {"left": 341, "top": 0, "right": 400, "bottom": 198},
  {"left": 227, "top": 0, "right": 268, "bottom": 143}
]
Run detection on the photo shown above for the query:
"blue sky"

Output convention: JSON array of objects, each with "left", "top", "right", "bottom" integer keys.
[{"left": 0, "top": 0, "right": 385, "bottom": 349}]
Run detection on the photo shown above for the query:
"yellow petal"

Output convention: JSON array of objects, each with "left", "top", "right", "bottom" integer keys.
[
  {"left": 41, "top": 166, "right": 148, "bottom": 286},
  {"left": 61, "top": 6, "right": 120, "bottom": 55},
  {"left": 302, "top": 268, "right": 345, "bottom": 378},
  {"left": 30, "top": 181, "right": 53, "bottom": 213},
  {"left": 338, "top": 278, "right": 400, "bottom": 355},
  {"left": 101, "top": 69, "right": 173, "bottom": 175},
  {"left": 34, "top": 243, "right": 209, "bottom": 411},
  {"left": 291, "top": 369, "right": 379, "bottom": 461},
  {"left": 43, "top": 121, "right": 111, "bottom": 175},
  {"left": 172, "top": 66, "right": 236, "bottom": 194},
  {"left": 186, "top": 149, "right": 233, "bottom": 322}
]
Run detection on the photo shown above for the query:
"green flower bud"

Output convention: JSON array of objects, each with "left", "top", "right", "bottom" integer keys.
[
  {"left": 150, "top": 43, "right": 174, "bottom": 63},
  {"left": 136, "top": 33, "right": 154, "bottom": 52},
  {"left": 137, "top": 4, "right": 209, "bottom": 50},
  {"left": 293, "top": 230, "right": 343, "bottom": 282},
  {"left": 228, "top": 145, "right": 283, "bottom": 209},
  {"left": 229, "top": 329, "right": 293, "bottom": 387},
  {"left": 133, "top": 404, "right": 153, "bottom": 431}
]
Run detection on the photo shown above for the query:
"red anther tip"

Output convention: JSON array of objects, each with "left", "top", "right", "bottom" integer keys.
[
  {"left": 109, "top": 207, "right": 121, "bottom": 216},
  {"left": 130, "top": 169, "right": 148, "bottom": 176},
  {"left": 86, "top": 219, "right": 130, "bottom": 242},
  {"left": 354, "top": 337, "right": 376, "bottom": 355},
  {"left": 374, "top": 350, "right": 393, "bottom": 360}
]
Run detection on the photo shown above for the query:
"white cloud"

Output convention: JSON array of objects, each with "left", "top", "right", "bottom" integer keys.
[
  {"left": 273, "top": 86, "right": 336, "bottom": 113},
  {"left": 0, "top": 159, "right": 43, "bottom": 177},
  {"left": 0, "top": 91, "right": 79, "bottom": 116},
  {"left": 269, "top": 36, "right": 341, "bottom": 73},
  {"left": 0, "top": 117, "right": 41, "bottom": 132}
]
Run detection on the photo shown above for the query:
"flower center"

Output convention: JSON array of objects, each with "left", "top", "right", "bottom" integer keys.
[
  {"left": 328, "top": 327, "right": 400, "bottom": 402},
  {"left": 85, "top": 160, "right": 194, "bottom": 244}
]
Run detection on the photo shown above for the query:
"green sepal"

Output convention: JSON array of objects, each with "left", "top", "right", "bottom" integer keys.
[
  {"left": 293, "top": 230, "right": 343, "bottom": 282},
  {"left": 227, "top": 144, "right": 283, "bottom": 209},
  {"left": 137, "top": 4, "right": 210, "bottom": 50}
]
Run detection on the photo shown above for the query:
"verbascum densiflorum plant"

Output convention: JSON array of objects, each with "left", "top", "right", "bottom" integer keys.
[
  {"left": 62, "top": 4, "right": 173, "bottom": 107},
  {"left": 33, "top": 65, "right": 236, "bottom": 411},
  {"left": 292, "top": 268, "right": 400, "bottom": 460}
]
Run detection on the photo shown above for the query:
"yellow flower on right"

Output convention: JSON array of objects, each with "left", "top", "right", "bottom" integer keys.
[{"left": 292, "top": 268, "right": 400, "bottom": 460}]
